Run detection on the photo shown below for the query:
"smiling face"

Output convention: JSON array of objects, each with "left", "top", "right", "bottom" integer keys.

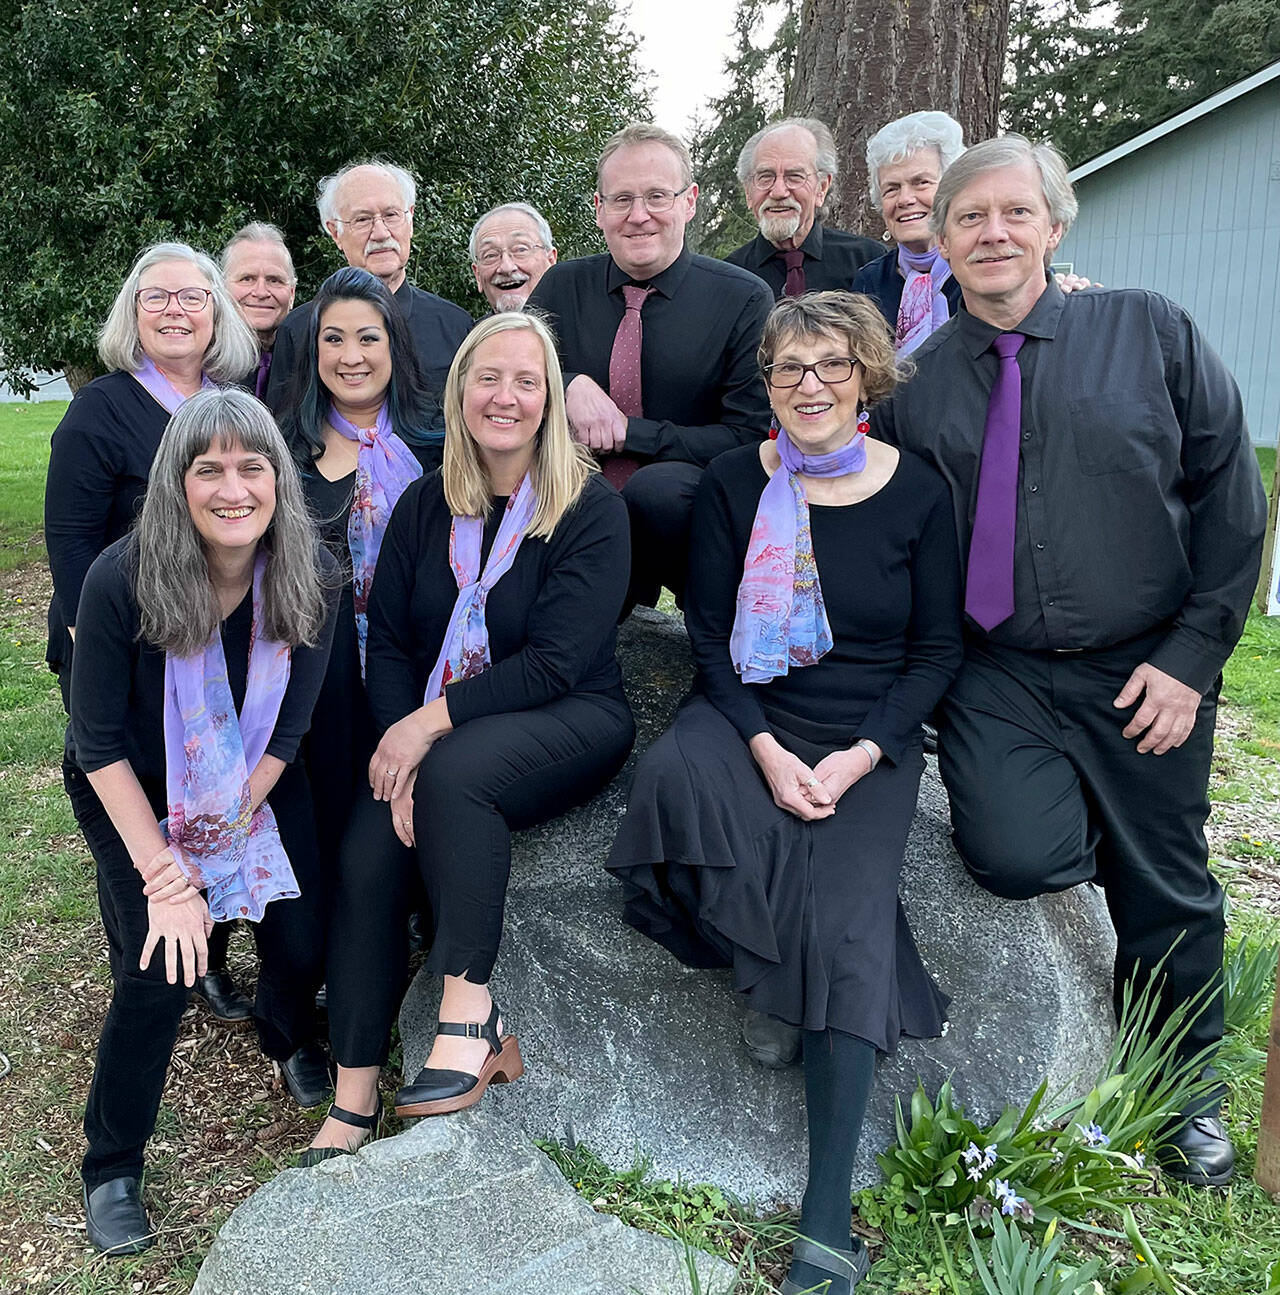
[
  {"left": 595, "top": 141, "right": 697, "bottom": 281},
  {"left": 461, "top": 329, "right": 548, "bottom": 480},
  {"left": 766, "top": 331, "right": 865, "bottom": 456},
  {"left": 743, "top": 125, "right": 832, "bottom": 249},
  {"left": 471, "top": 210, "right": 558, "bottom": 312},
  {"left": 317, "top": 298, "right": 392, "bottom": 424},
  {"left": 224, "top": 240, "right": 295, "bottom": 345},
  {"left": 136, "top": 259, "right": 215, "bottom": 370},
  {"left": 877, "top": 147, "right": 943, "bottom": 253},
  {"left": 184, "top": 438, "right": 277, "bottom": 561},
  {"left": 938, "top": 160, "right": 1063, "bottom": 325},
  {"left": 326, "top": 166, "right": 414, "bottom": 291}
]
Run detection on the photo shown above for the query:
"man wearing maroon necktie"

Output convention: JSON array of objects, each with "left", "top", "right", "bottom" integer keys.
[
  {"left": 528, "top": 123, "right": 773, "bottom": 613},
  {"left": 874, "top": 135, "right": 1266, "bottom": 1191},
  {"left": 221, "top": 223, "right": 297, "bottom": 400}
]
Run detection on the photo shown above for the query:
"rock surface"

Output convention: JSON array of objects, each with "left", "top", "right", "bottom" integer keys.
[
  {"left": 400, "top": 609, "right": 1118, "bottom": 1205},
  {"left": 192, "top": 1109, "right": 732, "bottom": 1295}
]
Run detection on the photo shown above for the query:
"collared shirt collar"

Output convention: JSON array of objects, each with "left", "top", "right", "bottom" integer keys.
[
  {"left": 957, "top": 277, "right": 1065, "bottom": 357},
  {"left": 606, "top": 246, "right": 692, "bottom": 300}
]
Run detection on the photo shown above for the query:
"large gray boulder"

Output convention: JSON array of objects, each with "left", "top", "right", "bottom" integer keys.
[
  {"left": 400, "top": 609, "right": 1118, "bottom": 1205},
  {"left": 193, "top": 1109, "right": 733, "bottom": 1295}
]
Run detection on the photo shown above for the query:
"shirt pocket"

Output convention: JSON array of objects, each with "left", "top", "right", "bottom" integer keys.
[{"left": 1066, "top": 394, "right": 1162, "bottom": 476}]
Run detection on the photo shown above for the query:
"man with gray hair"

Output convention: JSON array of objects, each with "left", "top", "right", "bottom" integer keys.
[
  {"left": 264, "top": 160, "right": 472, "bottom": 413},
  {"left": 470, "top": 202, "right": 558, "bottom": 313},
  {"left": 724, "top": 117, "right": 882, "bottom": 299},
  {"left": 875, "top": 134, "right": 1266, "bottom": 1188},
  {"left": 221, "top": 222, "right": 297, "bottom": 399}
]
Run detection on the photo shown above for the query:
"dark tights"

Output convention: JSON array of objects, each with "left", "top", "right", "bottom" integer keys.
[{"left": 791, "top": 1029, "right": 876, "bottom": 1293}]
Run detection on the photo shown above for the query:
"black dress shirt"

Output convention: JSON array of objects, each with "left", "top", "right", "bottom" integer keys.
[
  {"left": 264, "top": 279, "right": 472, "bottom": 417},
  {"left": 724, "top": 219, "right": 884, "bottom": 300},
  {"left": 873, "top": 282, "right": 1267, "bottom": 694},
  {"left": 851, "top": 247, "right": 965, "bottom": 329},
  {"left": 527, "top": 248, "right": 773, "bottom": 465}
]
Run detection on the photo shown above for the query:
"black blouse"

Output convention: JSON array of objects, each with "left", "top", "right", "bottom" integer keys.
[
  {"left": 70, "top": 539, "right": 339, "bottom": 813},
  {"left": 364, "top": 471, "right": 629, "bottom": 733},
  {"left": 685, "top": 443, "right": 964, "bottom": 764}
]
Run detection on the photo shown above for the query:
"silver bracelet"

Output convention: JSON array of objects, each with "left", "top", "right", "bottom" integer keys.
[{"left": 853, "top": 738, "right": 880, "bottom": 770}]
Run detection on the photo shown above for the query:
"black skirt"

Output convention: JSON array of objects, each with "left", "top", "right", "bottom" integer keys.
[{"left": 605, "top": 695, "right": 949, "bottom": 1054}]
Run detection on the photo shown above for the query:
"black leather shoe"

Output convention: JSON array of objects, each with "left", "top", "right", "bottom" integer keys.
[
  {"left": 922, "top": 722, "right": 939, "bottom": 755},
  {"left": 1157, "top": 1114, "right": 1235, "bottom": 1187},
  {"left": 742, "top": 1008, "right": 801, "bottom": 1068},
  {"left": 277, "top": 1042, "right": 335, "bottom": 1109},
  {"left": 83, "top": 1177, "right": 155, "bottom": 1256},
  {"left": 191, "top": 968, "right": 252, "bottom": 1022}
]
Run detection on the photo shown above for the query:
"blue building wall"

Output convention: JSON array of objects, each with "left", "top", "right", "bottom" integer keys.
[{"left": 1063, "top": 78, "right": 1280, "bottom": 445}]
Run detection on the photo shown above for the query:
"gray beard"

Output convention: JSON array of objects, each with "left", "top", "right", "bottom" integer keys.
[
  {"left": 493, "top": 291, "right": 530, "bottom": 313},
  {"left": 760, "top": 211, "right": 802, "bottom": 243}
]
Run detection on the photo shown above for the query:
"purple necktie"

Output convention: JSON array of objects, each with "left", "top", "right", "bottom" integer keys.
[
  {"left": 254, "top": 350, "right": 271, "bottom": 401},
  {"left": 778, "top": 248, "right": 806, "bottom": 297},
  {"left": 604, "top": 284, "right": 654, "bottom": 488},
  {"left": 965, "top": 332, "right": 1026, "bottom": 631}
]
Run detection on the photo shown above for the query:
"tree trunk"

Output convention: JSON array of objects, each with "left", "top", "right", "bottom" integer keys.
[
  {"left": 63, "top": 364, "right": 98, "bottom": 394},
  {"left": 788, "top": 0, "right": 1011, "bottom": 237}
]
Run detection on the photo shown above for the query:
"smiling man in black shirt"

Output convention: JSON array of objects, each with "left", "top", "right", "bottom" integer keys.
[
  {"left": 528, "top": 123, "right": 773, "bottom": 611},
  {"left": 875, "top": 135, "right": 1266, "bottom": 1189}
]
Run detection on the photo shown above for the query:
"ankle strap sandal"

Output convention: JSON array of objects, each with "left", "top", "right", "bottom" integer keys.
[{"left": 780, "top": 1237, "right": 871, "bottom": 1294}]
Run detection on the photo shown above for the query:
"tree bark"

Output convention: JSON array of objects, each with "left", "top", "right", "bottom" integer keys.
[
  {"left": 788, "top": 0, "right": 1011, "bottom": 237},
  {"left": 62, "top": 364, "right": 98, "bottom": 394}
]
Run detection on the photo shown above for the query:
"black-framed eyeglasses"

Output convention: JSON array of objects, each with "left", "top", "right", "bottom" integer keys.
[
  {"left": 598, "top": 186, "right": 691, "bottom": 214},
  {"left": 136, "top": 287, "right": 213, "bottom": 313},
  {"left": 763, "top": 357, "right": 857, "bottom": 388}
]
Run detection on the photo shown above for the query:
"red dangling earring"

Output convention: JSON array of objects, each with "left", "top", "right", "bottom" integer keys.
[{"left": 769, "top": 414, "right": 782, "bottom": 441}]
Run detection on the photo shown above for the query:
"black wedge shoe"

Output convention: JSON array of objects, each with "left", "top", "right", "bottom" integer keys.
[
  {"left": 296, "top": 1101, "right": 384, "bottom": 1168},
  {"left": 394, "top": 1000, "right": 523, "bottom": 1118}
]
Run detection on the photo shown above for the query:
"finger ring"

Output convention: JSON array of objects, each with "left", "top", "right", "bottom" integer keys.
[
  {"left": 387, "top": 768, "right": 399, "bottom": 777},
  {"left": 805, "top": 776, "right": 818, "bottom": 787}
]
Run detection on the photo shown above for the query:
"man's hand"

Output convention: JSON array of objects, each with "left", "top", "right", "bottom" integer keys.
[
  {"left": 1113, "top": 662, "right": 1201, "bottom": 754},
  {"left": 749, "top": 732, "right": 835, "bottom": 821},
  {"left": 565, "top": 375, "right": 628, "bottom": 454},
  {"left": 1054, "top": 272, "right": 1098, "bottom": 293}
]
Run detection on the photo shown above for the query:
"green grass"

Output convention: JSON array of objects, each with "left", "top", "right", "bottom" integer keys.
[{"left": 0, "top": 400, "right": 66, "bottom": 572}]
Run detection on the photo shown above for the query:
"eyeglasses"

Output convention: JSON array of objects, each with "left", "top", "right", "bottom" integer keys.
[
  {"left": 476, "top": 242, "right": 547, "bottom": 267},
  {"left": 337, "top": 209, "right": 410, "bottom": 235},
  {"left": 136, "top": 287, "right": 213, "bottom": 313},
  {"left": 763, "top": 358, "right": 857, "bottom": 388},
  {"left": 748, "top": 169, "right": 818, "bottom": 191},
  {"left": 598, "top": 186, "right": 691, "bottom": 214}
]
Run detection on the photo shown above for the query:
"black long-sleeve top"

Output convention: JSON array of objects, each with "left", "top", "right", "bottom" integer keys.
[
  {"left": 44, "top": 371, "right": 172, "bottom": 672},
  {"left": 70, "top": 539, "right": 340, "bottom": 813},
  {"left": 850, "top": 247, "right": 965, "bottom": 329},
  {"left": 264, "top": 279, "right": 472, "bottom": 420},
  {"left": 526, "top": 248, "right": 774, "bottom": 465},
  {"left": 686, "top": 444, "right": 963, "bottom": 765},
  {"left": 364, "top": 471, "right": 630, "bottom": 734},
  {"left": 724, "top": 220, "right": 885, "bottom": 300},
  {"left": 872, "top": 283, "right": 1267, "bottom": 694}
]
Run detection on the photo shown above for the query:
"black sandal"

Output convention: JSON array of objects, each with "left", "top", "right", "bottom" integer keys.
[
  {"left": 393, "top": 999, "right": 524, "bottom": 1117},
  {"left": 781, "top": 1237, "right": 871, "bottom": 1294},
  {"left": 296, "top": 1101, "right": 383, "bottom": 1168}
]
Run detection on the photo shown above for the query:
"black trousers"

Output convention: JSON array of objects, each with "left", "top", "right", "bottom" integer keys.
[
  {"left": 937, "top": 631, "right": 1224, "bottom": 1067},
  {"left": 620, "top": 461, "right": 703, "bottom": 611},
  {"left": 66, "top": 760, "right": 326, "bottom": 1189}
]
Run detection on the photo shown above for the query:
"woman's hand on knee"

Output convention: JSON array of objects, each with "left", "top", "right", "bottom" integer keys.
[
  {"left": 139, "top": 843, "right": 200, "bottom": 906},
  {"left": 140, "top": 893, "right": 211, "bottom": 987},
  {"left": 749, "top": 732, "right": 834, "bottom": 821},
  {"left": 369, "top": 709, "right": 439, "bottom": 802},
  {"left": 813, "top": 741, "right": 881, "bottom": 805},
  {"left": 390, "top": 768, "right": 418, "bottom": 849}
]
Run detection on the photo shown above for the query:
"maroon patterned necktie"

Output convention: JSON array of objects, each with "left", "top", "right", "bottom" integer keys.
[
  {"left": 965, "top": 332, "right": 1026, "bottom": 631},
  {"left": 604, "top": 284, "right": 654, "bottom": 487},
  {"left": 778, "top": 249, "right": 806, "bottom": 297}
]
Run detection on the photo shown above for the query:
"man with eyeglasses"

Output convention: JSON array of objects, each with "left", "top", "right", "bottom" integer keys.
[
  {"left": 264, "top": 160, "right": 472, "bottom": 414},
  {"left": 725, "top": 118, "right": 882, "bottom": 300},
  {"left": 469, "top": 202, "right": 558, "bottom": 313},
  {"left": 528, "top": 122, "right": 773, "bottom": 613}
]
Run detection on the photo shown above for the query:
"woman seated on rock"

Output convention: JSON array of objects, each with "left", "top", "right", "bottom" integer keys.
[
  {"left": 607, "top": 292, "right": 963, "bottom": 1295},
  {"left": 355, "top": 311, "right": 634, "bottom": 1123},
  {"left": 69, "top": 389, "right": 337, "bottom": 1254}
]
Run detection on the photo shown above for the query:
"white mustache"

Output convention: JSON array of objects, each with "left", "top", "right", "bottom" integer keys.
[
  {"left": 492, "top": 270, "right": 530, "bottom": 289},
  {"left": 365, "top": 236, "right": 402, "bottom": 256},
  {"left": 966, "top": 245, "right": 1025, "bottom": 264},
  {"left": 763, "top": 197, "right": 802, "bottom": 213}
]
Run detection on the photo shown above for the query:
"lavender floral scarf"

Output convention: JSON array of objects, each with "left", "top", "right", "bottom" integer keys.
[{"left": 895, "top": 245, "right": 953, "bottom": 356}]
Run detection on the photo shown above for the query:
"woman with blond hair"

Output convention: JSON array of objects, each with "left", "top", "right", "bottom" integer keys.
[{"left": 306, "top": 311, "right": 633, "bottom": 1154}]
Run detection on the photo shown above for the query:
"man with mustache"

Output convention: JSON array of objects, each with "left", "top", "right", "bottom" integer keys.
[
  {"left": 470, "top": 202, "right": 558, "bottom": 313},
  {"left": 874, "top": 135, "right": 1266, "bottom": 1190},
  {"left": 264, "top": 161, "right": 472, "bottom": 415},
  {"left": 222, "top": 222, "right": 297, "bottom": 401},
  {"left": 724, "top": 118, "right": 882, "bottom": 299}
]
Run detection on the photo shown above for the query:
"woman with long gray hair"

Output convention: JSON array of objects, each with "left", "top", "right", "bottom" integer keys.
[{"left": 67, "top": 389, "right": 338, "bottom": 1256}]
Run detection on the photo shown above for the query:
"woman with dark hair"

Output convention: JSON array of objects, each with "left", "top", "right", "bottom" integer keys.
[
  {"left": 68, "top": 389, "right": 338, "bottom": 1254},
  {"left": 607, "top": 293, "right": 963, "bottom": 1294}
]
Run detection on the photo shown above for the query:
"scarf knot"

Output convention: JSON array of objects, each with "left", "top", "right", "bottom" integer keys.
[{"left": 895, "top": 244, "right": 952, "bottom": 356}]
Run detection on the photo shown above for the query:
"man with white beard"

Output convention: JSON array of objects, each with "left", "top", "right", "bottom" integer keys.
[
  {"left": 725, "top": 119, "right": 882, "bottom": 299},
  {"left": 469, "top": 202, "right": 558, "bottom": 313},
  {"left": 264, "top": 160, "right": 472, "bottom": 413}
]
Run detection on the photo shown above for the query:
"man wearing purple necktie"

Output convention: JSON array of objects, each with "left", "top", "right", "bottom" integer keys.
[
  {"left": 221, "top": 223, "right": 297, "bottom": 400},
  {"left": 874, "top": 135, "right": 1266, "bottom": 1190}
]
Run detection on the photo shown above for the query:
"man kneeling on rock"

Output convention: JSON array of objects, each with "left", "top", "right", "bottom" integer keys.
[{"left": 873, "top": 134, "right": 1267, "bottom": 1188}]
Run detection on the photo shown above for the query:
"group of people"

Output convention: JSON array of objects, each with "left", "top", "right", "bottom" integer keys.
[{"left": 43, "top": 105, "right": 1265, "bottom": 1295}]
